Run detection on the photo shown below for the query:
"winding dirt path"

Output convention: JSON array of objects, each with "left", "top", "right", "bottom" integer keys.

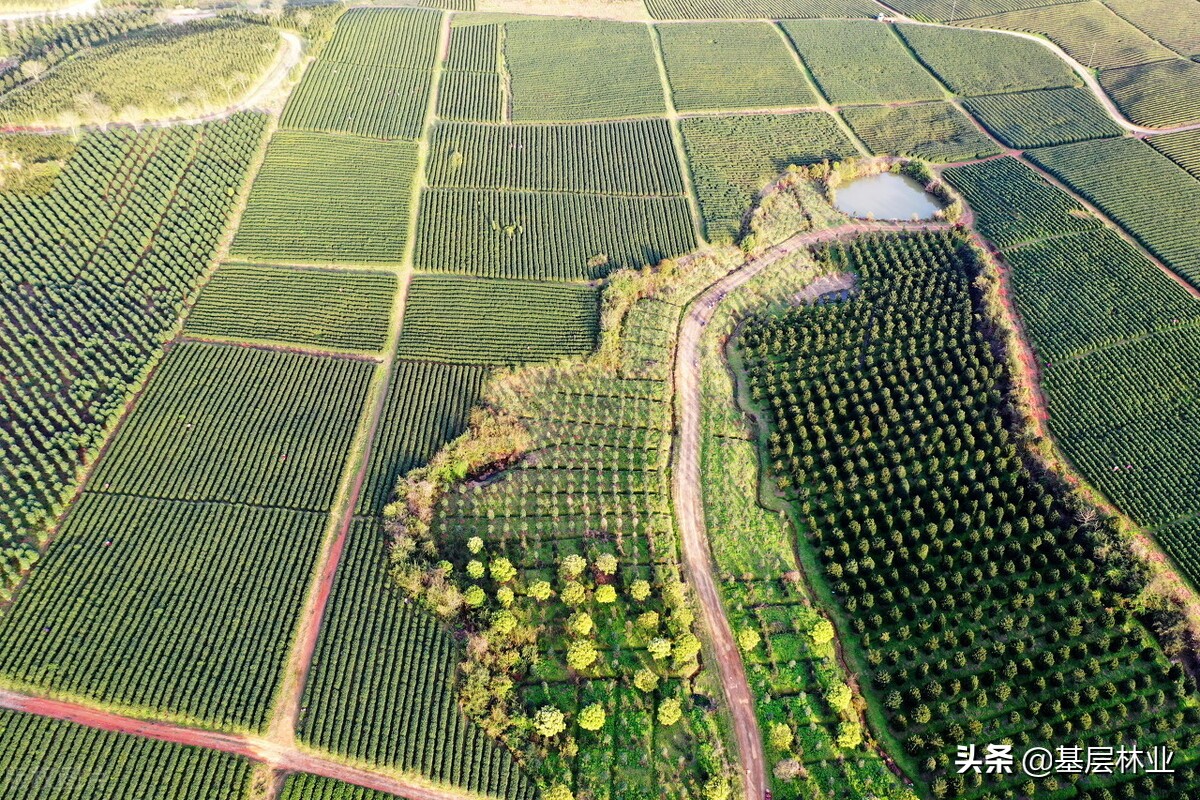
[{"left": 671, "top": 220, "right": 951, "bottom": 799}]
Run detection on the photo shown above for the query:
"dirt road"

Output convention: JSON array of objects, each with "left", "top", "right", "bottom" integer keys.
[{"left": 671, "top": 220, "right": 950, "bottom": 799}]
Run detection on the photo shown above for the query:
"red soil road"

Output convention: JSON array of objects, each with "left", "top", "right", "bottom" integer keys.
[
  {"left": 671, "top": 220, "right": 951, "bottom": 799},
  {"left": 0, "top": 688, "right": 482, "bottom": 800}
]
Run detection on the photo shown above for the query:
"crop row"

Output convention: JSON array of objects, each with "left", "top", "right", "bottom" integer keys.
[
  {"left": 842, "top": 102, "right": 1000, "bottom": 162},
  {"left": 437, "top": 70, "right": 503, "bottom": 122},
  {"left": 896, "top": 23, "right": 1079, "bottom": 96},
  {"left": 186, "top": 263, "right": 397, "bottom": 352},
  {"left": 941, "top": 156, "right": 1101, "bottom": 248},
  {"left": 321, "top": 7, "right": 442, "bottom": 69},
  {"left": 90, "top": 342, "right": 372, "bottom": 511},
  {"left": 962, "top": 87, "right": 1122, "bottom": 149},
  {"left": 426, "top": 119, "right": 684, "bottom": 196},
  {"left": 1027, "top": 137, "right": 1200, "bottom": 288},
  {"left": 1098, "top": 59, "right": 1200, "bottom": 128},
  {"left": 398, "top": 274, "right": 599, "bottom": 365},
  {"left": 1157, "top": 516, "right": 1200, "bottom": 588},
  {"left": 414, "top": 189, "right": 696, "bottom": 280},
  {"left": 358, "top": 360, "right": 489, "bottom": 515},
  {"left": 658, "top": 22, "right": 817, "bottom": 112},
  {"left": 1149, "top": 129, "right": 1200, "bottom": 179},
  {"left": 444, "top": 22, "right": 498, "bottom": 72},
  {"left": 0, "top": 115, "right": 264, "bottom": 600},
  {"left": 281, "top": 62, "right": 431, "bottom": 140},
  {"left": 299, "top": 520, "right": 535, "bottom": 799},
  {"left": 0, "top": 710, "right": 251, "bottom": 799},
  {"left": 0, "top": 494, "right": 326, "bottom": 728},
  {"left": 232, "top": 132, "right": 418, "bottom": 265}
]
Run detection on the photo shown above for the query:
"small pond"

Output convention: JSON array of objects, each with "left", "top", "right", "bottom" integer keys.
[{"left": 834, "top": 171, "right": 945, "bottom": 221}]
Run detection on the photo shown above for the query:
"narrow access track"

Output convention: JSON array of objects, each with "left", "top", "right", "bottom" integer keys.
[{"left": 671, "top": 219, "right": 952, "bottom": 800}]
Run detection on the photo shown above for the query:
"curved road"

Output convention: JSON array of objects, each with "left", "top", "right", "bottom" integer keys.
[{"left": 671, "top": 220, "right": 951, "bottom": 800}]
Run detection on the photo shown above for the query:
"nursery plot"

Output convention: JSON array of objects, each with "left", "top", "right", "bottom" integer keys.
[
  {"left": 1149, "top": 129, "right": 1200, "bottom": 179},
  {"left": 961, "top": 2, "right": 1178, "bottom": 70},
  {"left": 504, "top": 19, "right": 666, "bottom": 121},
  {"left": 281, "top": 62, "right": 432, "bottom": 140},
  {"left": 0, "top": 710, "right": 252, "bottom": 799},
  {"left": 298, "top": 520, "right": 535, "bottom": 799},
  {"left": 841, "top": 102, "right": 999, "bottom": 162},
  {"left": 427, "top": 119, "right": 684, "bottom": 195},
  {"left": 1027, "top": 137, "right": 1200, "bottom": 288},
  {"left": 398, "top": 275, "right": 599, "bottom": 364},
  {"left": 679, "top": 113, "right": 856, "bottom": 240},
  {"left": 1004, "top": 229, "right": 1200, "bottom": 361},
  {"left": 657, "top": 22, "right": 817, "bottom": 112},
  {"left": 781, "top": 20, "right": 943, "bottom": 105},
  {"left": 645, "top": 0, "right": 881, "bottom": 18},
  {"left": 1101, "top": 0, "right": 1200, "bottom": 57},
  {"left": 414, "top": 189, "right": 696, "bottom": 280},
  {"left": 0, "top": 495, "right": 326, "bottom": 728},
  {"left": 1099, "top": 59, "right": 1200, "bottom": 128},
  {"left": 942, "top": 157, "right": 1102, "bottom": 248},
  {"left": 321, "top": 7, "right": 442, "bottom": 68},
  {"left": 358, "top": 360, "right": 490, "bottom": 515},
  {"left": 961, "top": 87, "right": 1123, "bottom": 148},
  {"left": 186, "top": 264, "right": 397, "bottom": 352},
  {"left": 89, "top": 342, "right": 372, "bottom": 511},
  {"left": 896, "top": 23, "right": 1079, "bottom": 95},
  {"left": 232, "top": 132, "right": 418, "bottom": 265}
]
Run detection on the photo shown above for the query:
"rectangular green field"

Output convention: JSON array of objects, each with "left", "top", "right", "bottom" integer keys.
[
  {"left": 504, "top": 19, "right": 666, "bottom": 121},
  {"left": 1101, "top": 0, "right": 1200, "bottom": 57},
  {"left": 781, "top": 20, "right": 944, "bottom": 104},
  {"left": 1157, "top": 516, "right": 1200, "bottom": 588},
  {"left": 398, "top": 275, "right": 599, "bottom": 364},
  {"left": 942, "top": 156, "right": 1102, "bottom": 248},
  {"left": 414, "top": 188, "right": 696, "bottom": 280},
  {"left": 427, "top": 119, "right": 684, "bottom": 195},
  {"left": 841, "top": 102, "right": 1000, "bottom": 162},
  {"left": 0, "top": 495, "right": 327, "bottom": 728},
  {"left": 1149, "top": 129, "right": 1200, "bottom": 179},
  {"left": 1027, "top": 137, "right": 1200, "bottom": 288},
  {"left": 358, "top": 360, "right": 489, "bottom": 515},
  {"left": 658, "top": 22, "right": 816, "bottom": 112},
  {"left": 1098, "top": 59, "right": 1200, "bottom": 128},
  {"left": 679, "top": 112, "right": 857, "bottom": 241},
  {"left": 321, "top": 7, "right": 443, "bottom": 68},
  {"left": 186, "top": 264, "right": 397, "bottom": 352},
  {"left": 445, "top": 22, "right": 498, "bottom": 71},
  {"left": 961, "top": 1, "right": 1178, "bottom": 69},
  {"left": 89, "top": 342, "right": 372, "bottom": 511},
  {"left": 281, "top": 775, "right": 406, "bottom": 800},
  {"left": 436, "top": 70, "right": 503, "bottom": 122},
  {"left": 646, "top": 0, "right": 881, "bottom": 17},
  {"left": 961, "top": 87, "right": 1123, "bottom": 148},
  {"left": 896, "top": 23, "right": 1080, "bottom": 95},
  {"left": 1004, "top": 229, "right": 1200, "bottom": 361},
  {"left": 232, "top": 132, "right": 418, "bottom": 265},
  {"left": 0, "top": 710, "right": 253, "bottom": 799},
  {"left": 298, "top": 519, "right": 535, "bottom": 800},
  {"left": 280, "top": 61, "right": 431, "bottom": 140}
]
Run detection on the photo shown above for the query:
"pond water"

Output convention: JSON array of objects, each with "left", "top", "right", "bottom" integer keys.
[{"left": 834, "top": 172, "right": 945, "bottom": 221}]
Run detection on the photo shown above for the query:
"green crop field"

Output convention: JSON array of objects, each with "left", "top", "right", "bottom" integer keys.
[
  {"left": 280, "top": 774, "right": 403, "bottom": 800},
  {"left": 942, "top": 157, "right": 1101, "bottom": 248},
  {"left": 504, "top": 19, "right": 666, "bottom": 121},
  {"left": 961, "top": 87, "right": 1123, "bottom": 148},
  {"left": 781, "top": 21, "right": 944, "bottom": 105},
  {"left": 1004, "top": 229, "right": 1200, "bottom": 361},
  {"left": 0, "top": 115, "right": 264, "bottom": 601},
  {"left": 1158, "top": 516, "right": 1200, "bottom": 587},
  {"left": 679, "top": 113, "right": 857, "bottom": 240},
  {"left": 0, "top": 20, "right": 278, "bottom": 126},
  {"left": 0, "top": 710, "right": 253, "bottom": 799},
  {"left": 437, "top": 70, "right": 503, "bottom": 122},
  {"left": 1098, "top": 59, "right": 1200, "bottom": 128},
  {"left": 89, "top": 342, "right": 371, "bottom": 511},
  {"left": 0, "top": 494, "right": 326, "bottom": 727},
  {"left": 896, "top": 23, "right": 1080, "bottom": 95},
  {"left": 645, "top": 0, "right": 881, "bottom": 19},
  {"left": 427, "top": 119, "right": 685, "bottom": 195},
  {"left": 281, "top": 62, "right": 432, "bottom": 140},
  {"left": 879, "top": 0, "right": 1081, "bottom": 20},
  {"left": 299, "top": 520, "right": 535, "bottom": 799},
  {"left": 414, "top": 189, "right": 696, "bottom": 280},
  {"left": 1027, "top": 137, "right": 1200, "bottom": 288},
  {"left": 232, "top": 132, "right": 418, "bottom": 265},
  {"left": 1101, "top": 0, "right": 1200, "bottom": 57},
  {"left": 445, "top": 22, "right": 498, "bottom": 71},
  {"left": 320, "top": 7, "right": 442, "bottom": 68},
  {"left": 739, "top": 231, "right": 1200, "bottom": 799},
  {"left": 358, "top": 360, "right": 490, "bottom": 515},
  {"left": 398, "top": 275, "right": 598, "bottom": 364},
  {"left": 186, "top": 264, "right": 397, "bottom": 353},
  {"left": 1149, "top": 129, "right": 1200, "bottom": 179},
  {"left": 841, "top": 102, "right": 1000, "bottom": 162},
  {"left": 962, "top": 1, "right": 1178, "bottom": 69},
  {"left": 658, "top": 22, "right": 817, "bottom": 112}
]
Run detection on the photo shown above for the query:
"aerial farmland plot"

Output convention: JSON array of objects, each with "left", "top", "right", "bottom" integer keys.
[{"left": 3, "top": 2, "right": 1200, "bottom": 800}]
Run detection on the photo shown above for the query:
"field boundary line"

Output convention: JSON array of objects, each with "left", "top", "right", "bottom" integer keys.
[{"left": 647, "top": 23, "right": 707, "bottom": 243}]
